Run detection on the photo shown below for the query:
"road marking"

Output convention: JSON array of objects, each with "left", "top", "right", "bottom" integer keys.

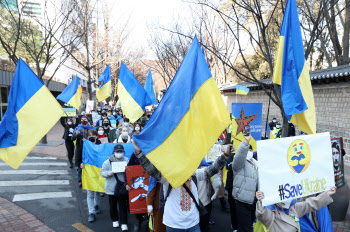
[
  {"left": 0, "top": 162, "right": 67, "bottom": 166},
  {"left": 26, "top": 156, "right": 57, "bottom": 160},
  {"left": 0, "top": 170, "right": 68, "bottom": 175},
  {"left": 13, "top": 191, "right": 72, "bottom": 202},
  {"left": 72, "top": 223, "right": 94, "bottom": 232},
  {"left": 0, "top": 180, "right": 69, "bottom": 187}
]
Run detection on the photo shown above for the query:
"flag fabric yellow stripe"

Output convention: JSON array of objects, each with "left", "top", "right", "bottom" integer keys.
[
  {"left": 117, "top": 80, "right": 144, "bottom": 123},
  {"left": 236, "top": 90, "right": 248, "bottom": 95},
  {"left": 82, "top": 164, "right": 105, "bottom": 193},
  {"left": 0, "top": 86, "right": 63, "bottom": 169},
  {"left": 97, "top": 80, "right": 111, "bottom": 102},
  {"left": 67, "top": 85, "right": 82, "bottom": 109},
  {"left": 146, "top": 77, "right": 230, "bottom": 188},
  {"left": 272, "top": 36, "right": 284, "bottom": 85}
]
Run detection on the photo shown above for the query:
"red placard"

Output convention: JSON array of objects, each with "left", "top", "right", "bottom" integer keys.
[{"left": 125, "top": 165, "right": 150, "bottom": 214}]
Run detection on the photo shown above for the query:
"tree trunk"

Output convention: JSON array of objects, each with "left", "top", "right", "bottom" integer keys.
[
  {"left": 87, "top": 69, "right": 93, "bottom": 100},
  {"left": 282, "top": 116, "right": 289, "bottom": 138},
  {"left": 342, "top": 0, "right": 350, "bottom": 64}
]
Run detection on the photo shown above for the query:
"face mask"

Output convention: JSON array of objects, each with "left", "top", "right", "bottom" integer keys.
[
  {"left": 67, "top": 121, "right": 73, "bottom": 125},
  {"left": 114, "top": 152, "right": 124, "bottom": 159},
  {"left": 123, "top": 122, "right": 129, "bottom": 126},
  {"left": 98, "top": 131, "right": 104, "bottom": 135},
  {"left": 113, "top": 112, "right": 117, "bottom": 116},
  {"left": 276, "top": 125, "right": 281, "bottom": 129},
  {"left": 108, "top": 113, "right": 112, "bottom": 117},
  {"left": 88, "top": 137, "right": 96, "bottom": 143},
  {"left": 135, "top": 127, "right": 140, "bottom": 131},
  {"left": 103, "top": 123, "right": 109, "bottom": 127},
  {"left": 81, "top": 111, "right": 85, "bottom": 115},
  {"left": 247, "top": 151, "right": 253, "bottom": 160},
  {"left": 122, "top": 132, "right": 128, "bottom": 137},
  {"left": 273, "top": 120, "right": 277, "bottom": 123},
  {"left": 82, "top": 121, "right": 88, "bottom": 125}
]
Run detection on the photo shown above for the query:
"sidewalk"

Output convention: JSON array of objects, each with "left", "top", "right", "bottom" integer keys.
[{"left": 0, "top": 197, "right": 55, "bottom": 232}]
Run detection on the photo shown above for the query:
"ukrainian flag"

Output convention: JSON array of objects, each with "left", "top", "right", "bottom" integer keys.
[
  {"left": 144, "top": 69, "right": 158, "bottom": 106},
  {"left": 272, "top": 0, "right": 316, "bottom": 135},
  {"left": 82, "top": 141, "right": 135, "bottom": 192},
  {"left": 236, "top": 85, "right": 249, "bottom": 95},
  {"left": 97, "top": 65, "right": 112, "bottom": 102},
  {"left": 56, "top": 75, "right": 82, "bottom": 109},
  {"left": 133, "top": 37, "right": 231, "bottom": 188},
  {"left": 0, "top": 58, "right": 63, "bottom": 169},
  {"left": 117, "top": 62, "right": 152, "bottom": 123}
]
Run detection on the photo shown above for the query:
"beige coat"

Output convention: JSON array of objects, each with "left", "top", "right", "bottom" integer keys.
[{"left": 256, "top": 192, "right": 333, "bottom": 232}]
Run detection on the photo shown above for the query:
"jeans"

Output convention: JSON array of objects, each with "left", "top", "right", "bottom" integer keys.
[
  {"left": 87, "top": 190, "right": 101, "bottom": 214},
  {"left": 77, "top": 168, "right": 82, "bottom": 183},
  {"left": 166, "top": 224, "right": 201, "bottom": 232},
  {"left": 65, "top": 139, "right": 74, "bottom": 165},
  {"left": 108, "top": 195, "right": 128, "bottom": 224}
]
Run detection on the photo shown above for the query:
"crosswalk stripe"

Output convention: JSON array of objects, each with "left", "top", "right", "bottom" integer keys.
[
  {"left": 0, "top": 170, "right": 68, "bottom": 175},
  {"left": 0, "top": 180, "right": 69, "bottom": 187},
  {"left": 25, "top": 156, "right": 57, "bottom": 160},
  {"left": 13, "top": 191, "right": 72, "bottom": 202},
  {"left": 0, "top": 162, "right": 67, "bottom": 166}
]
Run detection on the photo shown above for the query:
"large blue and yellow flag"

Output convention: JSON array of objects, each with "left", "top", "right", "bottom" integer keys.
[
  {"left": 133, "top": 37, "right": 231, "bottom": 188},
  {"left": 272, "top": 0, "right": 316, "bottom": 135},
  {"left": 82, "top": 141, "right": 134, "bottom": 192},
  {"left": 97, "top": 65, "right": 112, "bottom": 102},
  {"left": 144, "top": 69, "right": 158, "bottom": 106},
  {"left": 117, "top": 62, "right": 152, "bottom": 123},
  {"left": 0, "top": 58, "right": 63, "bottom": 169},
  {"left": 56, "top": 75, "right": 82, "bottom": 109}
]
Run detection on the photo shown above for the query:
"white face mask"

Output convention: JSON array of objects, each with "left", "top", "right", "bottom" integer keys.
[
  {"left": 276, "top": 125, "right": 281, "bottom": 129},
  {"left": 67, "top": 121, "right": 73, "bottom": 125},
  {"left": 114, "top": 152, "right": 124, "bottom": 159},
  {"left": 122, "top": 132, "right": 128, "bottom": 137},
  {"left": 108, "top": 113, "right": 111, "bottom": 117},
  {"left": 123, "top": 122, "right": 129, "bottom": 127},
  {"left": 135, "top": 127, "right": 140, "bottom": 131},
  {"left": 273, "top": 120, "right": 277, "bottom": 123},
  {"left": 81, "top": 111, "right": 85, "bottom": 115},
  {"left": 247, "top": 151, "right": 254, "bottom": 160},
  {"left": 98, "top": 130, "right": 104, "bottom": 135}
]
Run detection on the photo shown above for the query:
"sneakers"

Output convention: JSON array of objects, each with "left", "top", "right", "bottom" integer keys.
[
  {"left": 88, "top": 213, "right": 95, "bottom": 222},
  {"left": 113, "top": 221, "right": 119, "bottom": 228},
  {"left": 121, "top": 224, "right": 128, "bottom": 231},
  {"left": 94, "top": 205, "right": 101, "bottom": 214}
]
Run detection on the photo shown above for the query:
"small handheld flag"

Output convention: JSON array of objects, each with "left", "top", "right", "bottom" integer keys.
[
  {"left": 272, "top": 0, "right": 316, "bottom": 134},
  {"left": 236, "top": 85, "right": 249, "bottom": 95},
  {"left": 97, "top": 65, "right": 112, "bottom": 102},
  {"left": 117, "top": 62, "right": 152, "bottom": 123},
  {"left": 144, "top": 69, "right": 158, "bottom": 106},
  {"left": 133, "top": 36, "right": 231, "bottom": 188},
  {"left": 56, "top": 75, "right": 82, "bottom": 109},
  {"left": 0, "top": 58, "right": 63, "bottom": 169}
]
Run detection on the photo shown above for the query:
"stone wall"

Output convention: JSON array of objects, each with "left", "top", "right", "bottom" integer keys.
[{"left": 221, "top": 81, "right": 350, "bottom": 164}]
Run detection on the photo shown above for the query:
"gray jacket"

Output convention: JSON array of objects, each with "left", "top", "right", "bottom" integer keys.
[
  {"left": 100, "top": 155, "right": 129, "bottom": 195},
  {"left": 232, "top": 142, "right": 259, "bottom": 204}
]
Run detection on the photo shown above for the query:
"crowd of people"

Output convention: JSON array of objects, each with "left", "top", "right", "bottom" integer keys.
[{"left": 59, "top": 105, "right": 337, "bottom": 232}]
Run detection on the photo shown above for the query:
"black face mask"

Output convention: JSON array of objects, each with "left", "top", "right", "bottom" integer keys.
[
  {"left": 88, "top": 137, "right": 96, "bottom": 143},
  {"left": 103, "top": 123, "right": 110, "bottom": 127}
]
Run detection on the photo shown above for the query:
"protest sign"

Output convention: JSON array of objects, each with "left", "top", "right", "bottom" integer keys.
[
  {"left": 111, "top": 161, "right": 127, "bottom": 173},
  {"left": 110, "top": 119, "right": 117, "bottom": 128},
  {"left": 257, "top": 133, "right": 335, "bottom": 206},
  {"left": 85, "top": 100, "right": 94, "bottom": 113},
  {"left": 231, "top": 103, "right": 262, "bottom": 152},
  {"left": 62, "top": 108, "right": 76, "bottom": 117},
  {"left": 331, "top": 138, "right": 346, "bottom": 188},
  {"left": 125, "top": 165, "right": 149, "bottom": 214},
  {"left": 92, "top": 112, "right": 101, "bottom": 126}
]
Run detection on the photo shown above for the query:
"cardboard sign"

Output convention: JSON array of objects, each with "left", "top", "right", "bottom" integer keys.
[
  {"left": 331, "top": 138, "right": 346, "bottom": 188},
  {"left": 111, "top": 161, "right": 127, "bottom": 173},
  {"left": 62, "top": 108, "right": 76, "bottom": 117},
  {"left": 86, "top": 100, "right": 94, "bottom": 114},
  {"left": 125, "top": 165, "right": 150, "bottom": 214},
  {"left": 92, "top": 112, "right": 101, "bottom": 125},
  {"left": 257, "top": 133, "right": 335, "bottom": 206}
]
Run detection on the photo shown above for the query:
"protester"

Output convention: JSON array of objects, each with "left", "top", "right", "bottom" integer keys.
[
  {"left": 119, "top": 118, "right": 134, "bottom": 134},
  {"left": 81, "top": 130, "right": 102, "bottom": 222},
  {"left": 231, "top": 134, "right": 258, "bottom": 232},
  {"left": 60, "top": 117, "right": 77, "bottom": 168},
  {"left": 115, "top": 126, "right": 132, "bottom": 143},
  {"left": 272, "top": 122, "right": 282, "bottom": 139},
  {"left": 96, "top": 126, "right": 109, "bottom": 144},
  {"left": 72, "top": 115, "right": 94, "bottom": 187},
  {"left": 132, "top": 123, "right": 142, "bottom": 136},
  {"left": 255, "top": 187, "right": 337, "bottom": 232},
  {"left": 269, "top": 118, "right": 278, "bottom": 130},
  {"left": 132, "top": 140, "right": 230, "bottom": 232},
  {"left": 95, "top": 112, "right": 108, "bottom": 127},
  {"left": 100, "top": 144, "right": 129, "bottom": 231},
  {"left": 108, "top": 109, "right": 116, "bottom": 120},
  {"left": 147, "top": 177, "right": 166, "bottom": 232}
]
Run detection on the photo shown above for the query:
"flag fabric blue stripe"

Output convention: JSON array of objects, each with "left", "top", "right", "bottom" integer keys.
[
  {"left": 144, "top": 69, "right": 158, "bottom": 105},
  {"left": 280, "top": 0, "right": 308, "bottom": 118},
  {"left": 265, "top": 122, "right": 271, "bottom": 139},
  {"left": 236, "top": 85, "right": 249, "bottom": 93},
  {"left": 98, "top": 65, "right": 111, "bottom": 89},
  {"left": 0, "top": 58, "right": 43, "bottom": 148},
  {"left": 83, "top": 141, "right": 134, "bottom": 168},
  {"left": 56, "top": 75, "right": 80, "bottom": 103},
  {"left": 133, "top": 36, "right": 212, "bottom": 155},
  {"left": 119, "top": 62, "right": 152, "bottom": 109}
]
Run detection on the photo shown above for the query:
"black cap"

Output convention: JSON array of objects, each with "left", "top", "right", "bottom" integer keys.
[{"left": 114, "top": 144, "right": 124, "bottom": 152}]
